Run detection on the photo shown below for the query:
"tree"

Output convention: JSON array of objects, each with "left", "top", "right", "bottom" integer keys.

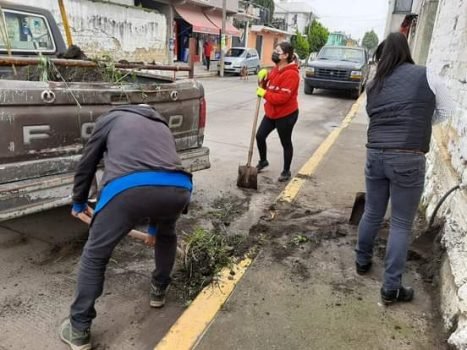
[
  {"left": 292, "top": 30, "right": 310, "bottom": 59},
  {"left": 306, "top": 20, "right": 329, "bottom": 53},
  {"left": 252, "top": 0, "right": 275, "bottom": 24},
  {"left": 362, "top": 30, "right": 379, "bottom": 52}
]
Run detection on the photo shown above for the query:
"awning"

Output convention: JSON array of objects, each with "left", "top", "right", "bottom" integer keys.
[
  {"left": 174, "top": 5, "right": 220, "bottom": 35},
  {"left": 204, "top": 12, "right": 241, "bottom": 37}
]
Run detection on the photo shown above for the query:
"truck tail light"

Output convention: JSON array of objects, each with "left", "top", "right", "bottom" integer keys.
[
  {"left": 199, "top": 97, "right": 206, "bottom": 129},
  {"left": 198, "top": 97, "right": 206, "bottom": 145}
]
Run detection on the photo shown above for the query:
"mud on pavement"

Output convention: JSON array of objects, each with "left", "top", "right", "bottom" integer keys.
[
  {"left": 0, "top": 190, "right": 256, "bottom": 350},
  {"left": 233, "top": 201, "right": 450, "bottom": 350}
]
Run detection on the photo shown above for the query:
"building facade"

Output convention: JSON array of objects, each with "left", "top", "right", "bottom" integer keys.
[
  {"left": 273, "top": 1, "right": 317, "bottom": 34},
  {"left": 248, "top": 25, "right": 293, "bottom": 66},
  {"left": 385, "top": 1, "right": 467, "bottom": 348}
]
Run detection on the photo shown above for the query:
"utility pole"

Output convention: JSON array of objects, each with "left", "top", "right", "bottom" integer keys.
[
  {"left": 244, "top": 18, "right": 249, "bottom": 48},
  {"left": 219, "top": 0, "right": 226, "bottom": 77}
]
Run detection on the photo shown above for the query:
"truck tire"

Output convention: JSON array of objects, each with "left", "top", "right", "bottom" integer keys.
[
  {"left": 304, "top": 84, "right": 314, "bottom": 95},
  {"left": 351, "top": 84, "right": 363, "bottom": 99}
]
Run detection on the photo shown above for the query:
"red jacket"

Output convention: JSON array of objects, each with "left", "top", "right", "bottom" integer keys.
[
  {"left": 263, "top": 63, "right": 300, "bottom": 119},
  {"left": 203, "top": 43, "right": 213, "bottom": 57}
]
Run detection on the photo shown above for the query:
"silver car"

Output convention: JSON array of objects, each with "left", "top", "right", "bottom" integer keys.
[{"left": 223, "top": 47, "right": 261, "bottom": 75}]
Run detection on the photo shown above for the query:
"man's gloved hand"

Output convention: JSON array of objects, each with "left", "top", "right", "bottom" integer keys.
[
  {"left": 257, "top": 68, "right": 268, "bottom": 82},
  {"left": 256, "top": 87, "right": 266, "bottom": 98},
  {"left": 71, "top": 202, "right": 91, "bottom": 218}
]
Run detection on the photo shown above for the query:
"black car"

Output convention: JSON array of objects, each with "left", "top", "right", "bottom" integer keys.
[{"left": 304, "top": 46, "right": 370, "bottom": 99}]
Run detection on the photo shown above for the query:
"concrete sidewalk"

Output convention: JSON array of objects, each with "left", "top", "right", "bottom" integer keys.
[{"left": 193, "top": 97, "right": 446, "bottom": 350}]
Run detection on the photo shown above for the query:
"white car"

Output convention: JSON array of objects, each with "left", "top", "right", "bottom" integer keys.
[{"left": 223, "top": 47, "right": 261, "bottom": 75}]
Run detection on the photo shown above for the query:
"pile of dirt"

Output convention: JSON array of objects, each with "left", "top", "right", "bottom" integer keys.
[
  {"left": 172, "top": 228, "right": 246, "bottom": 301},
  {"left": 170, "top": 192, "right": 254, "bottom": 302}
]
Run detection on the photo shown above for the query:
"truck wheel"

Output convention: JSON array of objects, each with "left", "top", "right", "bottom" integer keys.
[
  {"left": 352, "top": 84, "right": 363, "bottom": 99},
  {"left": 304, "top": 84, "right": 314, "bottom": 95}
]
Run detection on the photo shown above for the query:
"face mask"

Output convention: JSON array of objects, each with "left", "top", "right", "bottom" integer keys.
[{"left": 271, "top": 52, "right": 281, "bottom": 64}]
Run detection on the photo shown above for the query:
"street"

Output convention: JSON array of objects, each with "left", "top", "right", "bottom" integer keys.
[{"left": 0, "top": 77, "right": 355, "bottom": 349}]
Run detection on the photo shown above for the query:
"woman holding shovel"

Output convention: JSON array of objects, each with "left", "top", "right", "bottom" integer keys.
[
  {"left": 255, "top": 42, "right": 300, "bottom": 182},
  {"left": 355, "top": 33, "right": 453, "bottom": 305}
]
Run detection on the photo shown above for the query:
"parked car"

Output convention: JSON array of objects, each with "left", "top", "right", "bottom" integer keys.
[
  {"left": 304, "top": 46, "right": 370, "bottom": 98},
  {"left": 0, "top": 2, "right": 210, "bottom": 221},
  {"left": 223, "top": 47, "right": 261, "bottom": 75}
]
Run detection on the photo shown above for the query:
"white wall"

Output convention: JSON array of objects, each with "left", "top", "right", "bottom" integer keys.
[
  {"left": 421, "top": 0, "right": 467, "bottom": 348},
  {"left": 13, "top": 0, "right": 168, "bottom": 63}
]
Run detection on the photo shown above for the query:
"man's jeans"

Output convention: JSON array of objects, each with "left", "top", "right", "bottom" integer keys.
[
  {"left": 356, "top": 149, "right": 426, "bottom": 290},
  {"left": 70, "top": 186, "right": 190, "bottom": 331}
]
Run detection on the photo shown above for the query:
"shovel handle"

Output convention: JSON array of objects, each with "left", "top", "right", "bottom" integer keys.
[
  {"left": 246, "top": 97, "right": 262, "bottom": 167},
  {"left": 76, "top": 208, "right": 151, "bottom": 243}
]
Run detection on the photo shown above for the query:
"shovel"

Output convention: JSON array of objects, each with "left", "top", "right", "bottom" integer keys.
[
  {"left": 237, "top": 96, "right": 262, "bottom": 190},
  {"left": 76, "top": 207, "right": 153, "bottom": 243},
  {"left": 349, "top": 192, "right": 366, "bottom": 225}
]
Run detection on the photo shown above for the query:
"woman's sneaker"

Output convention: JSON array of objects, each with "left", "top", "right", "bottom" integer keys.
[
  {"left": 381, "top": 286, "right": 414, "bottom": 305},
  {"left": 278, "top": 170, "right": 291, "bottom": 182},
  {"left": 59, "top": 319, "right": 91, "bottom": 350},
  {"left": 150, "top": 283, "right": 168, "bottom": 308},
  {"left": 256, "top": 160, "right": 269, "bottom": 172}
]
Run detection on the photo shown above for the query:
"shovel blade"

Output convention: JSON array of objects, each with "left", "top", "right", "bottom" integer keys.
[
  {"left": 349, "top": 192, "right": 366, "bottom": 225},
  {"left": 237, "top": 165, "right": 258, "bottom": 189}
]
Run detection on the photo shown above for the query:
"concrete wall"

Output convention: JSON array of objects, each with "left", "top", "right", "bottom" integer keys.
[
  {"left": 420, "top": 0, "right": 467, "bottom": 347},
  {"left": 14, "top": 0, "right": 168, "bottom": 63},
  {"left": 273, "top": 13, "right": 312, "bottom": 34},
  {"left": 410, "top": 0, "right": 439, "bottom": 65}
]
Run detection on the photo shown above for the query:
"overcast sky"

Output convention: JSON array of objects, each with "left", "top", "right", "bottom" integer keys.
[{"left": 302, "top": 0, "right": 388, "bottom": 42}]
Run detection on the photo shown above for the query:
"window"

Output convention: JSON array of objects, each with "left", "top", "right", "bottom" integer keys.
[
  {"left": 394, "top": 0, "right": 413, "bottom": 13},
  {"left": 226, "top": 48, "right": 245, "bottom": 57},
  {"left": 318, "top": 47, "right": 365, "bottom": 63},
  {"left": 0, "top": 10, "right": 55, "bottom": 53}
]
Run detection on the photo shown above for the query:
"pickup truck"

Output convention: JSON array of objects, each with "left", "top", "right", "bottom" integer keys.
[
  {"left": 0, "top": 3, "right": 210, "bottom": 221},
  {"left": 304, "top": 46, "right": 370, "bottom": 99}
]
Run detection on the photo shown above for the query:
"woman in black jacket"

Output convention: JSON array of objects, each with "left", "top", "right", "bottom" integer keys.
[{"left": 355, "top": 32, "right": 453, "bottom": 305}]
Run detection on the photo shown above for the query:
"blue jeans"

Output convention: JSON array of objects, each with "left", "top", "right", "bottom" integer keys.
[{"left": 356, "top": 149, "right": 426, "bottom": 290}]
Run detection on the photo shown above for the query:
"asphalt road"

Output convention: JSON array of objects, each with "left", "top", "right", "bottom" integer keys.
[{"left": 0, "top": 76, "right": 355, "bottom": 350}]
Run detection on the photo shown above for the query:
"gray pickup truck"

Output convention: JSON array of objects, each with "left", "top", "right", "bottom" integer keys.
[
  {"left": 304, "top": 46, "right": 370, "bottom": 99},
  {"left": 0, "top": 3, "right": 210, "bottom": 221}
]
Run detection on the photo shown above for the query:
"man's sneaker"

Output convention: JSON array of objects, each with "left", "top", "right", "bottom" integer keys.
[
  {"left": 356, "top": 261, "right": 372, "bottom": 275},
  {"left": 381, "top": 286, "right": 414, "bottom": 305},
  {"left": 278, "top": 170, "right": 291, "bottom": 182},
  {"left": 256, "top": 160, "right": 269, "bottom": 172},
  {"left": 150, "top": 283, "right": 168, "bottom": 308},
  {"left": 59, "top": 319, "right": 91, "bottom": 350}
]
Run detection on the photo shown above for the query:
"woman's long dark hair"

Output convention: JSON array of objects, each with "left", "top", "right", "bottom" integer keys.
[
  {"left": 369, "top": 32, "right": 415, "bottom": 92},
  {"left": 278, "top": 41, "right": 295, "bottom": 63}
]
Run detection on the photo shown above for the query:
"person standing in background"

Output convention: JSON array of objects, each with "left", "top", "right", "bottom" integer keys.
[{"left": 203, "top": 40, "right": 213, "bottom": 71}]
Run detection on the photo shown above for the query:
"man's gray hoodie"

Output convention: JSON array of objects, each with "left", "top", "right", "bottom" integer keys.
[{"left": 72, "top": 105, "right": 189, "bottom": 205}]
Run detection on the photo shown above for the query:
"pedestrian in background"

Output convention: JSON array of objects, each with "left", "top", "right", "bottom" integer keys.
[
  {"left": 355, "top": 32, "right": 453, "bottom": 305},
  {"left": 256, "top": 42, "right": 300, "bottom": 182},
  {"left": 59, "top": 105, "right": 192, "bottom": 350},
  {"left": 203, "top": 40, "right": 213, "bottom": 71}
]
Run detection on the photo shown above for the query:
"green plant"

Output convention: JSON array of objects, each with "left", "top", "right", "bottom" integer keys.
[
  {"left": 293, "top": 30, "right": 310, "bottom": 58},
  {"left": 362, "top": 30, "right": 379, "bottom": 52},
  {"left": 306, "top": 20, "right": 330, "bottom": 53},
  {"left": 290, "top": 234, "right": 309, "bottom": 246},
  {"left": 176, "top": 228, "right": 245, "bottom": 300}
]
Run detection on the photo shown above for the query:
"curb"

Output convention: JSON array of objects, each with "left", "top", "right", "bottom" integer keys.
[
  {"left": 153, "top": 93, "right": 366, "bottom": 350},
  {"left": 155, "top": 258, "right": 252, "bottom": 350}
]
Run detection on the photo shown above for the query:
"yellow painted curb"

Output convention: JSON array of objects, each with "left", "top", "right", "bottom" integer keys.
[
  {"left": 277, "top": 94, "right": 365, "bottom": 203},
  {"left": 155, "top": 258, "right": 252, "bottom": 350}
]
